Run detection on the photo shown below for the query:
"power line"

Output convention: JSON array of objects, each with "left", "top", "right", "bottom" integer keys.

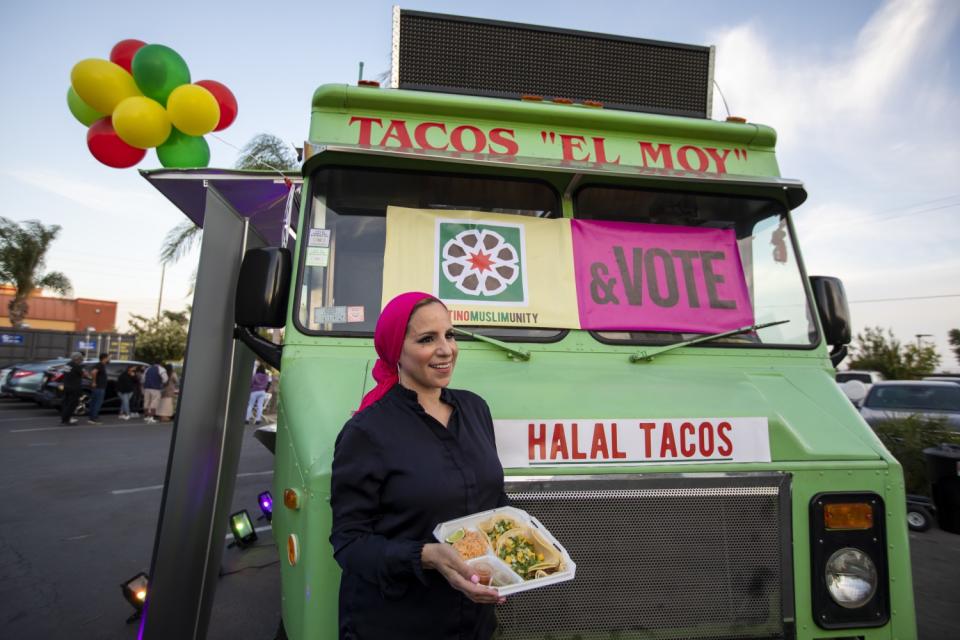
[
  {"left": 870, "top": 193, "right": 960, "bottom": 216},
  {"left": 849, "top": 294, "right": 960, "bottom": 304},
  {"left": 804, "top": 198, "right": 959, "bottom": 233},
  {"left": 872, "top": 201, "right": 960, "bottom": 224}
]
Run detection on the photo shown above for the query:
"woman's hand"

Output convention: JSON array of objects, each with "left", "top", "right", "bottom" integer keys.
[{"left": 421, "top": 543, "right": 506, "bottom": 605}]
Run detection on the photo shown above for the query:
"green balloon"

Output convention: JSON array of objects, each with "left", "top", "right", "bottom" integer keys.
[
  {"left": 131, "top": 44, "right": 191, "bottom": 104},
  {"left": 67, "top": 86, "right": 104, "bottom": 127},
  {"left": 156, "top": 128, "right": 210, "bottom": 168}
]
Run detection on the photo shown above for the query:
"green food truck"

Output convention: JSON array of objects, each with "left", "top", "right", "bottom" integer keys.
[{"left": 139, "top": 10, "right": 916, "bottom": 640}]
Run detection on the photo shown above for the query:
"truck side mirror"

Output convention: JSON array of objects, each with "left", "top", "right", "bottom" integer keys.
[
  {"left": 809, "top": 275, "right": 851, "bottom": 367},
  {"left": 234, "top": 248, "right": 291, "bottom": 370},
  {"left": 235, "top": 248, "right": 292, "bottom": 327}
]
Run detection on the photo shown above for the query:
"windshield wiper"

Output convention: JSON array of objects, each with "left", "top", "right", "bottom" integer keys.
[
  {"left": 629, "top": 319, "right": 790, "bottom": 363},
  {"left": 453, "top": 327, "right": 531, "bottom": 361}
]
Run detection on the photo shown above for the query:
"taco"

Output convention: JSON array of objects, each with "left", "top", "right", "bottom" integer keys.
[
  {"left": 493, "top": 526, "right": 562, "bottom": 580},
  {"left": 478, "top": 516, "right": 520, "bottom": 546}
]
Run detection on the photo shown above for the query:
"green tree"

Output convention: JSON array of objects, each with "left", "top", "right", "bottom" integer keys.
[
  {"left": 848, "top": 326, "right": 940, "bottom": 380},
  {"left": 873, "top": 416, "right": 960, "bottom": 495},
  {"left": 129, "top": 309, "right": 190, "bottom": 363},
  {"left": 0, "top": 218, "right": 72, "bottom": 328},
  {"left": 949, "top": 329, "right": 960, "bottom": 366}
]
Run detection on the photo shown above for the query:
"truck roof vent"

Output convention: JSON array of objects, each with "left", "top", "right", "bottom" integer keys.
[{"left": 392, "top": 8, "right": 715, "bottom": 119}]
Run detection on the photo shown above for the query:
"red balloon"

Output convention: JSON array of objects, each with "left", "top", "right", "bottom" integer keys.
[
  {"left": 87, "top": 117, "right": 147, "bottom": 168},
  {"left": 195, "top": 80, "right": 238, "bottom": 131},
  {"left": 110, "top": 39, "right": 147, "bottom": 73}
]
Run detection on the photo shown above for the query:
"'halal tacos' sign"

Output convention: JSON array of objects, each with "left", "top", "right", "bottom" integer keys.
[
  {"left": 435, "top": 219, "right": 528, "bottom": 306},
  {"left": 493, "top": 417, "right": 771, "bottom": 468}
]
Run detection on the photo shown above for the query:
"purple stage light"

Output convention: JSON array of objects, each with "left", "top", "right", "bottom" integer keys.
[{"left": 258, "top": 490, "right": 273, "bottom": 521}]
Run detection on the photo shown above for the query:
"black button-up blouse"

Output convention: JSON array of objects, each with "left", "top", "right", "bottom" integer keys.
[{"left": 330, "top": 384, "right": 507, "bottom": 640}]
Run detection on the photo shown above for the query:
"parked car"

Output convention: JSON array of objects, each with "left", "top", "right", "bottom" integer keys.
[
  {"left": 922, "top": 376, "right": 960, "bottom": 385},
  {"left": 38, "top": 359, "right": 148, "bottom": 416},
  {"left": 859, "top": 380, "right": 960, "bottom": 431},
  {"left": 0, "top": 365, "right": 19, "bottom": 397},
  {"left": 837, "top": 370, "right": 886, "bottom": 407},
  {"left": 2, "top": 358, "right": 69, "bottom": 402},
  {"left": 836, "top": 369, "right": 885, "bottom": 386}
]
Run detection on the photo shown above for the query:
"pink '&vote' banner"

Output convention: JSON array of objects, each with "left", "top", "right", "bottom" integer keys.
[{"left": 571, "top": 220, "right": 754, "bottom": 333}]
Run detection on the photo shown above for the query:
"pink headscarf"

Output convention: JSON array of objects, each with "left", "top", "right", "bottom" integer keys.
[{"left": 356, "top": 291, "right": 443, "bottom": 413}]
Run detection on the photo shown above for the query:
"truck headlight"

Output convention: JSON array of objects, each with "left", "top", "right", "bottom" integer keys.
[
  {"left": 825, "top": 547, "right": 877, "bottom": 608},
  {"left": 810, "top": 492, "right": 889, "bottom": 629}
]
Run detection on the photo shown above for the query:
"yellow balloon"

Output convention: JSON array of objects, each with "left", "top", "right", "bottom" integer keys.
[
  {"left": 70, "top": 58, "right": 140, "bottom": 115},
  {"left": 112, "top": 96, "right": 172, "bottom": 149},
  {"left": 166, "top": 84, "right": 220, "bottom": 136}
]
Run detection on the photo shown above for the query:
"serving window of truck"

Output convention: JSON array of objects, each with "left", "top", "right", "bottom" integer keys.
[{"left": 140, "top": 8, "right": 917, "bottom": 640}]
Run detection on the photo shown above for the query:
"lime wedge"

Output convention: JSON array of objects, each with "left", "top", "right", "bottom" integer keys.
[{"left": 445, "top": 528, "right": 466, "bottom": 544}]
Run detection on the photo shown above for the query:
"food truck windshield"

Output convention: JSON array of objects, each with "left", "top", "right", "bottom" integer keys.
[{"left": 294, "top": 165, "right": 816, "bottom": 348}]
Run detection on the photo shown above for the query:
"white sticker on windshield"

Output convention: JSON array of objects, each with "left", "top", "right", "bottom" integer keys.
[
  {"left": 309, "top": 229, "right": 331, "bottom": 247},
  {"left": 305, "top": 247, "right": 329, "bottom": 267},
  {"left": 314, "top": 306, "right": 347, "bottom": 324},
  {"left": 347, "top": 306, "right": 365, "bottom": 323}
]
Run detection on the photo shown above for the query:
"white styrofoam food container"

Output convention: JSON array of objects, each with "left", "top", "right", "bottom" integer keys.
[{"left": 432, "top": 506, "right": 576, "bottom": 595}]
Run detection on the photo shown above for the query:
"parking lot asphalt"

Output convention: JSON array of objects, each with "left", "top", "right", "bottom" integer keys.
[
  {"left": 0, "top": 398, "right": 958, "bottom": 639},
  {"left": 0, "top": 399, "right": 279, "bottom": 640}
]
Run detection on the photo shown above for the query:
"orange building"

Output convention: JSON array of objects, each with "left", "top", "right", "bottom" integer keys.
[{"left": 0, "top": 285, "right": 117, "bottom": 332}]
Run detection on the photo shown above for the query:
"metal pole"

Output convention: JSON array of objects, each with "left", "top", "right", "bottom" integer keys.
[
  {"left": 157, "top": 264, "right": 166, "bottom": 320},
  {"left": 140, "top": 186, "right": 266, "bottom": 640},
  {"left": 915, "top": 333, "right": 932, "bottom": 348}
]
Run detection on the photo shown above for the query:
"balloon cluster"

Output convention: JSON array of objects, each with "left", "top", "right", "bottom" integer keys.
[{"left": 68, "top": 39, "right": 238, "bottom": 169}]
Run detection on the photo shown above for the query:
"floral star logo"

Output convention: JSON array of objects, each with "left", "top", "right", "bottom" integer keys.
[{"left": 440, "top": 228, "right": 520, "bottom": 297}]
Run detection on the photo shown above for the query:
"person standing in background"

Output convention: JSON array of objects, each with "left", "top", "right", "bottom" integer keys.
[
  {"left": 87, "top": 352, "right": 110, "bottom": 425},
  {"left": 142, "top": 362, "right": 168, "bottom": 424},
  {"left": 59, "top": 352, "right": 86, "bottom": 425},
  {"left": 116, "top": 365, "right": 138, "bottom": 421},
  {"left": 157, "top": 364, "right": 179, "bottom": 422},
  {"left": 130, "top": 365, "right": 145, "bottom": 418},
  {"left": 245, "top": 364, "right": 271, "bottom": 425}
]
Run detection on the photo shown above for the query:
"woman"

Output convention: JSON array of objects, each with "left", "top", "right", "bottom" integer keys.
[
  {"left": 116, "top": 365, "right": 138, "bottom": 420},
  {"left": 156, "top": 364, "right": 179, "bottom": 422},
  {"left": 330, "top": 292, "right": 507, "bottom": 640},
  {"left": 245, "top": 364, "right": 271, "bottom": 425}
]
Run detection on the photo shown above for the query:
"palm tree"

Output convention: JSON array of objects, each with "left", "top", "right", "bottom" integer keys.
[
  {"left": 234, "top": 133, "right": 300, "bottom": 172},
  {"left": 0, "top": 218, "right": 72, "bottom": 328},
  {"left": 160, "top": 219, "right": 204, "bottom": 266},
  {"left": 158, "top": 134, "right": 299, "bottom": 270}
]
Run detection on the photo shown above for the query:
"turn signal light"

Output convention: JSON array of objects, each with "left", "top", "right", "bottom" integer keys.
[
  {"left": 287, "top": 534, "right": 300, "bottom": 566},
  {"left": 283, "top": 488, "right": 300, "bottom": 510},
  {"left": 824, "top": 502, "right": 873, "bottom": 530}
]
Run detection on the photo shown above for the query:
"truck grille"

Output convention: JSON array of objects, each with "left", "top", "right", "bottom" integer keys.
[{"left": 498, "top": 473, "right": 793, "bottom": 640}]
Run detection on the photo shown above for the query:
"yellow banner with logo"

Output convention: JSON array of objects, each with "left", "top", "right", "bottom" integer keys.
[{"left": 382, "top": 207, "right": 580, "bottom": 328}]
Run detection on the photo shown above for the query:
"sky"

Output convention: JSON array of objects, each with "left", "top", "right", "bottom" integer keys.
[{"left": 1, "top": 0, "right": 958, "bottom": 370}]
